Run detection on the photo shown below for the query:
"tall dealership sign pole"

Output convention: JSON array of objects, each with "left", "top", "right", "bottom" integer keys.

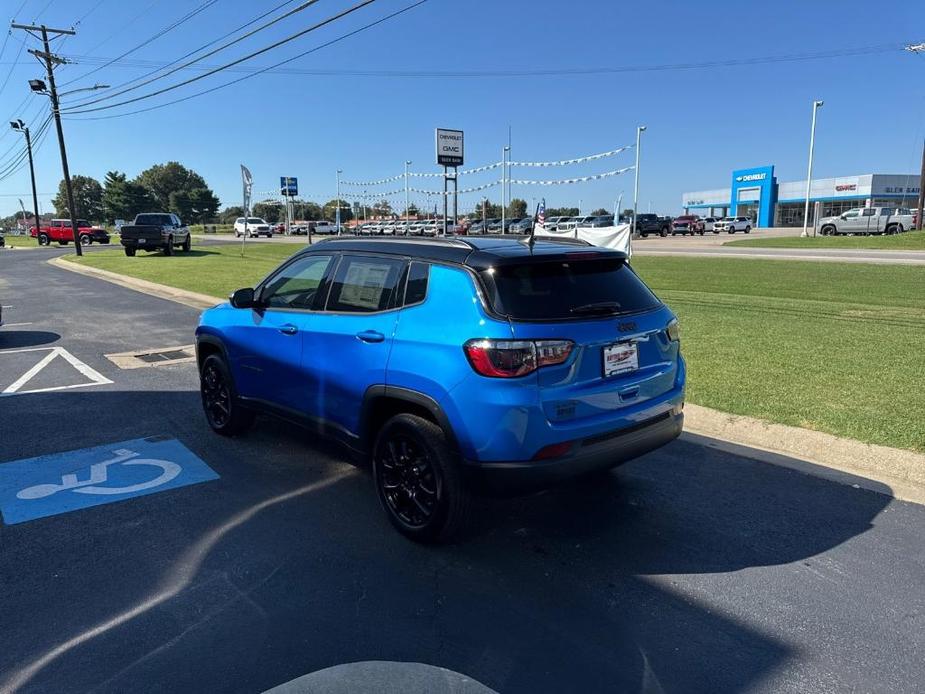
[
  {"left": 801, "top": 100, "right": 824, "bottom": 237},
  {"left": 632, "top": 126, "right": 646, "bottom": 238},
  {"left": 436, "top": 128, "right": 464, "bottom": 237}
]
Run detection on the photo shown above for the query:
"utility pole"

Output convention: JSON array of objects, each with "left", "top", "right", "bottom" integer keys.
[
  {"left": 12, "top": 23, "right": 84, "bottom": 255},
  {"left": 10, "top": 120, "right": 41, "bottom": 244}
]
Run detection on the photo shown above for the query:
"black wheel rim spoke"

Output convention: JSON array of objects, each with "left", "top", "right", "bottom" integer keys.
[
  {"left": 202, "top": 365, "right": 230, "bottom": 427},
  {"left": 378, "top": 434, "right": 439, "bottom": 528}
]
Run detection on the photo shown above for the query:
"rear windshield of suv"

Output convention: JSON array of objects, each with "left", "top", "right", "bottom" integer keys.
[{"left": 481, "top": 257, "right": 662, "bottom": 320}]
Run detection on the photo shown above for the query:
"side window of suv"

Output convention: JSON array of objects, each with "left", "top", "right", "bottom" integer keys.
[
  {"left": 403, "top": 261, "right": 429, "bottom": 306},
  {"left": 260, "top": 254, "right": 333, "bottom": 310},
  {"left": 327, "top": 255, "right": 406, "bottom": 313}
]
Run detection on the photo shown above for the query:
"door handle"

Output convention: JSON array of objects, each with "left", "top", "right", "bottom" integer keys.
[
  {"left": 356, "top": 330, "right": 385, "bottom": 343},
  {"left": 278, "top": 324, "right": 298, "bottom": 335}
]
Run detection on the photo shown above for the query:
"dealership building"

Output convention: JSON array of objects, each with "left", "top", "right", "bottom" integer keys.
[{"left": 681, "top": 166, "right": 921, "bottom": 227}]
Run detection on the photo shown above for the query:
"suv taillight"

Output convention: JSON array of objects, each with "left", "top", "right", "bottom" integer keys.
[{"left": 464, "top": 339, "right": 573, "bottom": 378}]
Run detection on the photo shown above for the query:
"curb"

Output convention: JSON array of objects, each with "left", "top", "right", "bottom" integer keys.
[
  {"left": 48, "top": 255, "right": 221, "bottom": 310},
  {"left": 46, "top": 255, "right": 925, "bottom": 504},
  {"left": 683, "top": 403, "right": 925, "bottom": 504}
]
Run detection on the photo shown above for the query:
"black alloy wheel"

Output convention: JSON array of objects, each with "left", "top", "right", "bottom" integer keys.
[
  {"left": 201, "top": 358, "right": 232, "bottom": 430},
  {"left": 200, "top": 354, "right": 254, "bottom": 436},
  {"left": 377, "top": 434, "right": 439, "bottom": 529}
]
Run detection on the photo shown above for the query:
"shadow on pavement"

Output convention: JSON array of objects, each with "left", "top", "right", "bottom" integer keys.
[
  {"left": 0, "top": 330, "right": 60, "bottom": 349},
  {"left": 0, "top": 389, "right": 893, "bottom": 694}
]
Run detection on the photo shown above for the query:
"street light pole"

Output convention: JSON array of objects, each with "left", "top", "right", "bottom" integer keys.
[
  {"left": 633, "top": 126, "right": 646, "bottom": 237},
  {"left": 11, "top": 120, "right": 41, "bottom": 245},
  {"left": 501, "top": 145, "right": 510, "bottom": 234},
  {"left": 336, "top": 169, "right": 342, "bottom": 235},
  {"left": 802, "top": 100, "right": 824, "bottom": 237},
  {"left": 405, "top": 160, "right": 411, "bottom": 235}
]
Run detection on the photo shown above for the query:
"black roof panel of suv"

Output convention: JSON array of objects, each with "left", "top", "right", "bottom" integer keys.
[{"left": 306, "top": 235, "right": 626, "bottom": 270}]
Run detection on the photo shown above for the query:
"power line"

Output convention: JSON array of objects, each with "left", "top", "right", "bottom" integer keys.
[
  {"left": 63, "top": 0, "right": 298, "bottom": 104},
  {"left": 63, "top": 0, "right": 428, "bottom": 121},
  {"left": 66, "top": 0, "right": 318, "bottom": 109},
  {"left": 52, "top": 41, "right": 910, "bottom": 82},
  {"left": 62, "top": 0, "right": 382, "bottom": 115},
  {"left": 57, "top": 0, "right": 219, "bottom": 87}
]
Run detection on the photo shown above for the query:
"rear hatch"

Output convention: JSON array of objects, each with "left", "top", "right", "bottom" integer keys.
[{"left": 479, "top": 253, "right": 680, "bottom": 424}]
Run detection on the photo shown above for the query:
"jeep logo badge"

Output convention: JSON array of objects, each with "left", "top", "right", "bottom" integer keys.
[{"left": 618, "top": 321, "right": 637, "bottom": 332}]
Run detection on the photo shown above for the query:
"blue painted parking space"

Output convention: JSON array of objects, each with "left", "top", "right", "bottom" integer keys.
[{"left": 0, "top": 436, "right": 218, "bottom": 525}]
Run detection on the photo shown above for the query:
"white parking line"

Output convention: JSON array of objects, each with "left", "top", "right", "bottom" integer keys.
[
  {"left": 3, "top": 322, "right": 33, "bottom": 327},
  {"left": 0, "top": 346, "right": 113, "bottom": 397}
]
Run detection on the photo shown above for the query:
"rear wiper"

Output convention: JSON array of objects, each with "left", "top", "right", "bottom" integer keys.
[{"left": 570, "top": 301, "right": 622, "bottom": 315}]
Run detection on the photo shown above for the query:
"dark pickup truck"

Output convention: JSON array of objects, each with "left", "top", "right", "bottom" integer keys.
[
  {"left": 120, "top": 213, "right": 191, "bottom": 257},
  {"left": 633, "top": 213, "right": 670, "bottom": 238}
]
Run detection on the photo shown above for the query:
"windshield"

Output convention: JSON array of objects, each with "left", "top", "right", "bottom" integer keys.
[
  {"left": 481, "top": 257, "right": 662, "bottom": 320},
  {"left": 247, "top": 218, "right": 266, "bottom": 224}
]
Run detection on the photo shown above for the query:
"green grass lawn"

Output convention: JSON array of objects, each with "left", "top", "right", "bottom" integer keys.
[
  {"left": 65, "top": 245, "right": 925, "bottom": 452},
  {"left": 66, "top": 242, "right": 304, "bottom": 298},
  {"left": 726, "top": 229, "right": 925, "bottom": 250},
  {"left": 1, "top": 234, "right": 39, "bottom": 248}
]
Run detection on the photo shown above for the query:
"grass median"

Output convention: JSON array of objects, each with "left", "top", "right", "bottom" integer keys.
[
  {"left": 64, "top": 244, "right": 925, "bottom": 452},
  {"left": 726, "top": 229, "right": 925, "bottom": 250}
]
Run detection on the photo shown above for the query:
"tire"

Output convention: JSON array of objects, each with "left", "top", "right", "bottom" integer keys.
[
  {"left": 373, "top": 413, "right": 470, "bottom": 543},
  {"left": 200, "top": 354, "right": 255, "bottom": 436},
  {"left": 727, "top": 229, "right": 734, "bottom": 234},
  {"left": 821, "top": 225, "right": 836, "bottom": 236},
  {"left": 897, "top": 224, "right": 904, "bottom": 234},
  {"left": 235, "top": 231, "right": 241, "bottom": 238},
  {"left": 712, "top": 229, "right": 719, "bottom": 234},
  {"left": 124, "top": 247, "right": 136, "bottom": 257},
  {"left": 163, "top": 236, "right": 174, "bottom": 256},
  {"left": 659, "top": 228, "right": 668, "bottom": 238},
  {"left": 182, "top": 235, "right": 191, "bottom": 252},
  {"left": 38, "top": 233, "right": 49, "bottom": 246},
  {"left": 745, "top": 226, "right": 751, "bottom": 234},
  {"left": 640, "top": 233, "right": 648, "bottom": 238},
  {"left": 80, "top": 235, "right": 91, "bottom": 246}
]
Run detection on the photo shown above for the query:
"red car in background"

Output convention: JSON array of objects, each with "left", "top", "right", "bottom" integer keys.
[{"left": 31, "top": 219, "right": 110, "bottom": 246}]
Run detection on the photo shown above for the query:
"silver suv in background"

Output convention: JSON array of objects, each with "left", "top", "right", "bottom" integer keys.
[{"left": 818, "top": 207, "right": 914, "bottom": 236}]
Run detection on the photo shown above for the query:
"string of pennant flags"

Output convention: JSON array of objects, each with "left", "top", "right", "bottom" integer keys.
[
  {"left": 256, "top": 165, "right": 636, "bottom": 202},
  {"left": 339, "top": 144, "right": 633, "bottom": 187}
]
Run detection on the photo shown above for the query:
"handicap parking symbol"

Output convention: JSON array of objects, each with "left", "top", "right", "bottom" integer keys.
[{"left": 0, "top": 437, "right": 219, "bottom": 524}]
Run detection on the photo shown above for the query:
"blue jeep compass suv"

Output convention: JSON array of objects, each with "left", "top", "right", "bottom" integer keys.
[{"left": 196, "top": 236, "right": 685, "bottom": 541}]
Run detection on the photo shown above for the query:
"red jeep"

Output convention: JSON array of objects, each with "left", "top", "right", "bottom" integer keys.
[{"left": 31, "top": 219, "right": 111, "bottom": 246}]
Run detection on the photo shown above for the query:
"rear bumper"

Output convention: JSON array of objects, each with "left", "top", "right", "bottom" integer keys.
[
  {"left": 462, "top": 410, "right": 683, "bottom": 492},
  {"left": 121, "top": 237, "right": 165, "bottom": 248}
]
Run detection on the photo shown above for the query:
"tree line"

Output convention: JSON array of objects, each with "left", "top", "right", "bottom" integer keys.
[{"left": 50, "top": 162, "right": 220, "bottom": 224}]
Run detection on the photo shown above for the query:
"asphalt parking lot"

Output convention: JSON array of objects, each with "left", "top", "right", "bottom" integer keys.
[{"left": 2, "top": 246, "right": 925, "bottom": 693}]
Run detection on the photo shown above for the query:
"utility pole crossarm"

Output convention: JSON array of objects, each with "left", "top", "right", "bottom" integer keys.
[{"left": 10, "top": 23, "right": 75, "bottom": 34}]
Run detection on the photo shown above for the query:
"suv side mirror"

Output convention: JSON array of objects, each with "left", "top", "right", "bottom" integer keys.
[{"left": 230, "top": 287, "right": 256, "bottom": 309}]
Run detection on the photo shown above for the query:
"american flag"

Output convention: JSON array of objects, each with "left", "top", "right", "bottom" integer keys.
[{"left": 537, "top": 198, "right": 546, "bottom": 227}]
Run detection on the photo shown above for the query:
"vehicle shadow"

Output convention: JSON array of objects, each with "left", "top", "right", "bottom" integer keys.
[
  {"left": 0, "top": 329, "right": 60, "bottom": 349},
  {"left": 0, "top": 389, "right": 895, "bottom": 694}
]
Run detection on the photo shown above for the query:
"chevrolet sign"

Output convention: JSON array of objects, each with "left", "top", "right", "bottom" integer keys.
[{"left": 735, "top": 173, "right": 767, "bottom": 182}]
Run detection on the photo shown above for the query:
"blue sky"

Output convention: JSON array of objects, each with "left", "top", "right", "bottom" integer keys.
[{"left": 1, "top": 0, "right": 924, "bottom": 219}]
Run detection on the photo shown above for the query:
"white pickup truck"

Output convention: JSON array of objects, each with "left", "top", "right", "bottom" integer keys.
[{"left": 818, "top": 207, "right": 914, "bottom": 236}]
